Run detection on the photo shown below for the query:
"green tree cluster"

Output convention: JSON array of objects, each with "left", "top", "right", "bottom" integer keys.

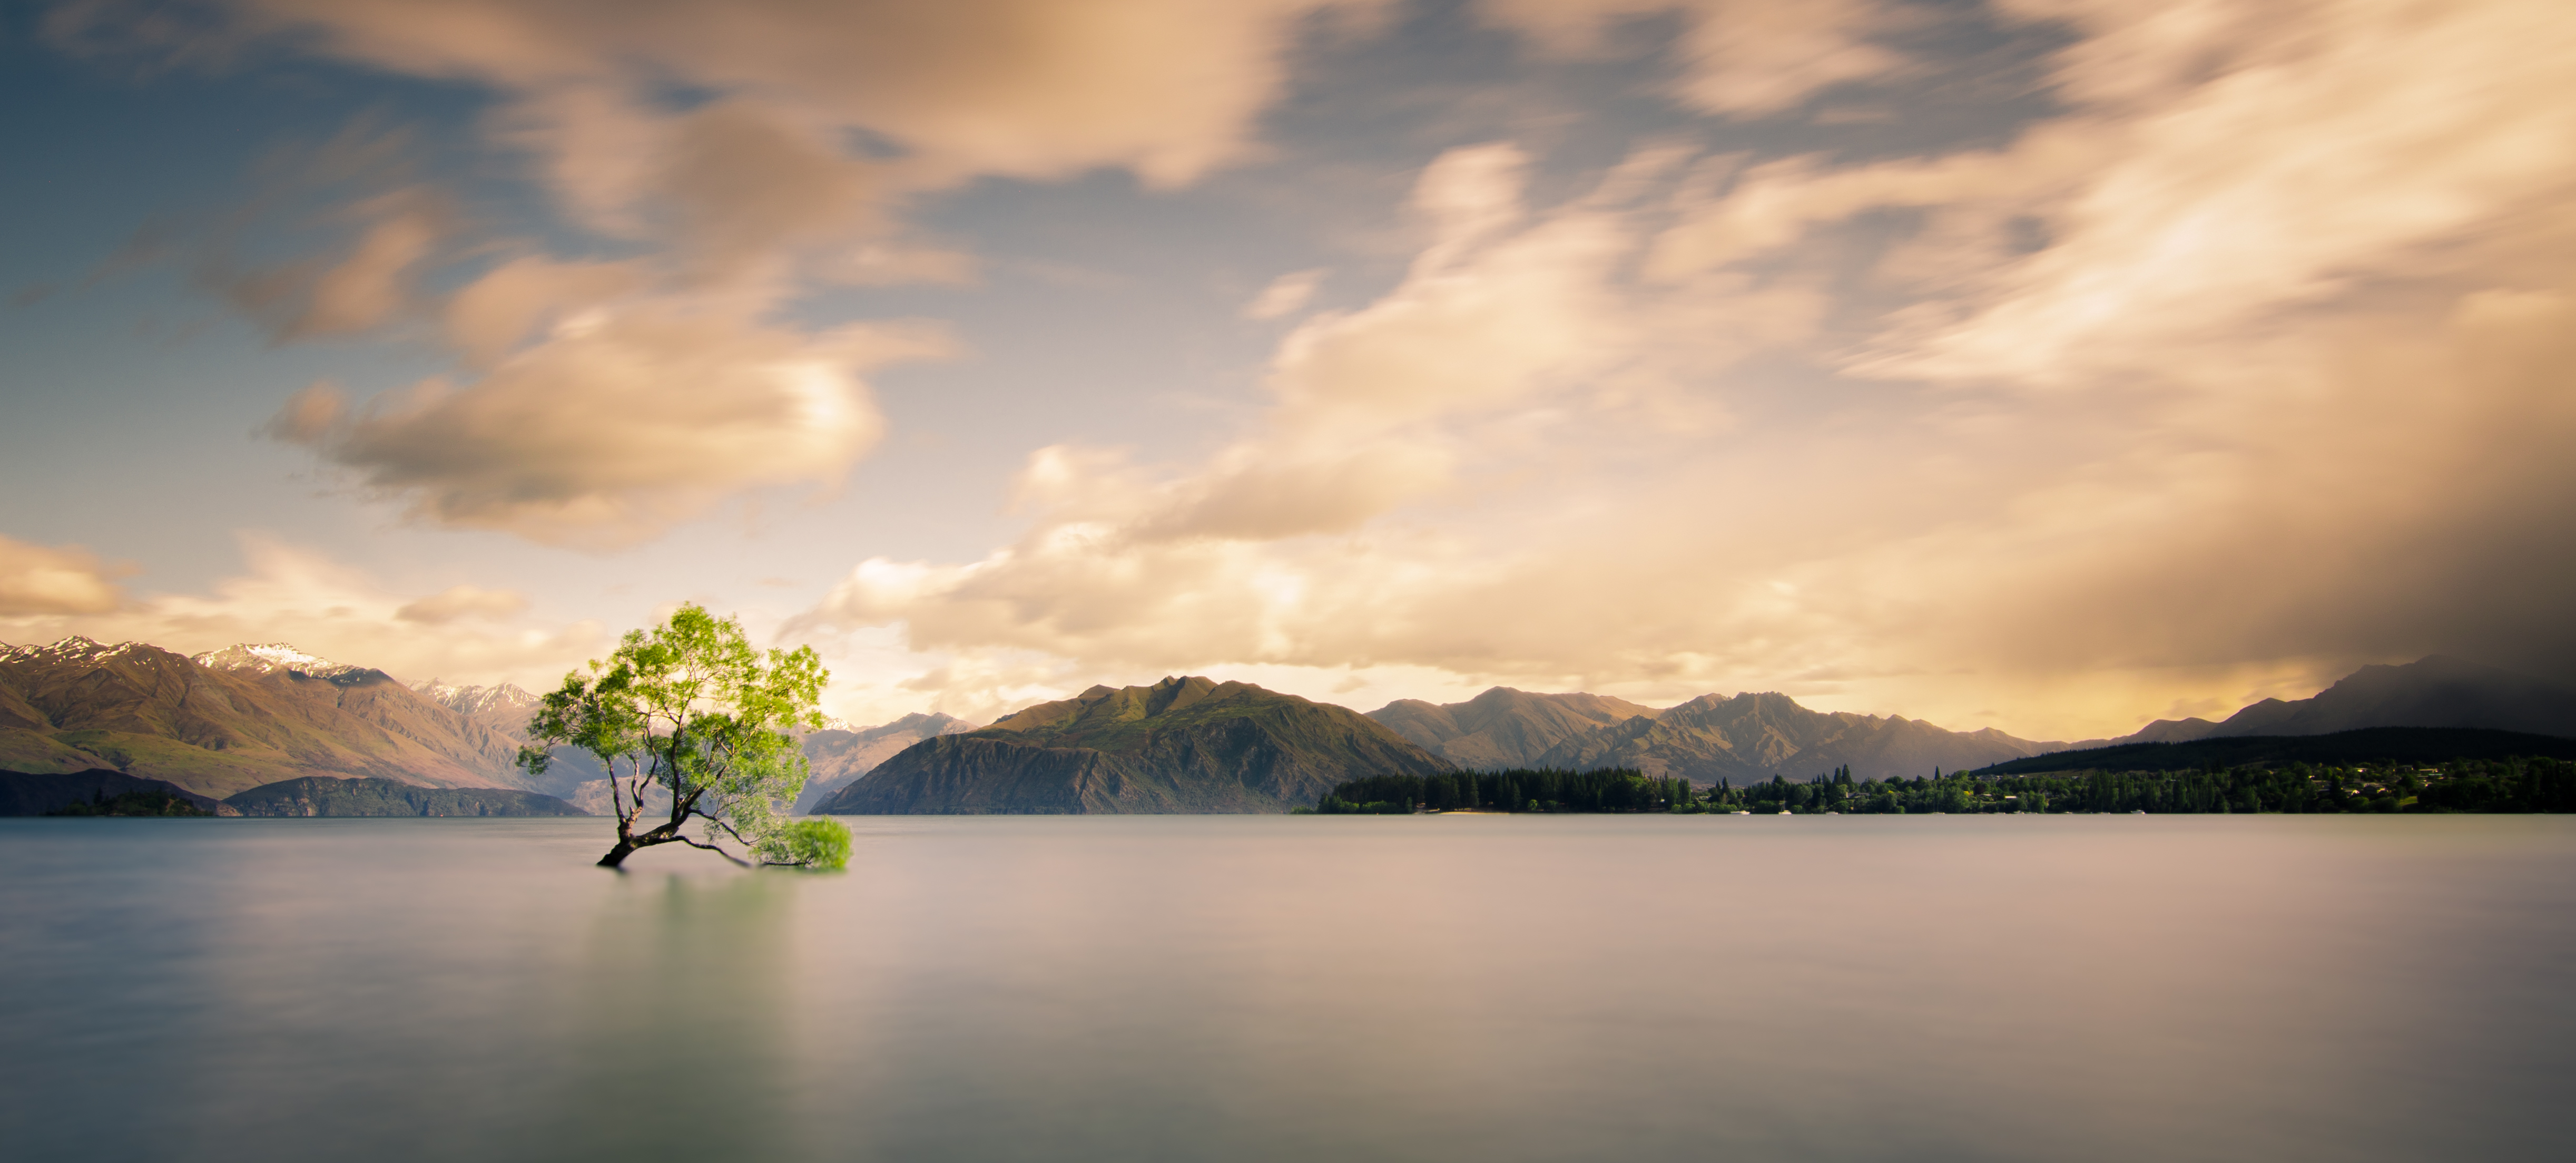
[
  {"left": 520, "top": 604, "right": 852, "bottom": 869},
  {"left": 1308, "top": 755, "right": 2576, "bottom": 816},
  {"left": 48, "top": 789, "right": 210, "bottom": 817},
  {"left": 1706, "top": 756, "right": 2576, "bottom": 814}
]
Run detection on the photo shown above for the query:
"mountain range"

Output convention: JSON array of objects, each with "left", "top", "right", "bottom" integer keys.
[
  {"left": 1368, "top": 688, "right": 1658, "bottom": 769},
  {"left": 0, "top": 638, "right": 539, "bottom": 798},
  {"left": 0, "top": 635, "right": 1006, "bottom": 809},
  {"left": 821, "top": 676, "right": 1449, "bottom": 813},
  {"left": 1365, "top": 688, "right": 2058, "bottom": 783},
  {"left": 8, "top": 633, "right": 2570, "bottom": 815},
  {"left": 1359, "top": 657, "right": 2576, "bottom": 789}
]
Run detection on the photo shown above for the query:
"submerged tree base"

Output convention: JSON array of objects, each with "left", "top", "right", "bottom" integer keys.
[{"left": 593, "top": 818, "right": 851, "bottom": 871}]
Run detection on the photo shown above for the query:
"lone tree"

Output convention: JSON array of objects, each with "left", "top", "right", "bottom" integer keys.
[{"left": 519, "top": 604, "right": 851, "bottom": 870}]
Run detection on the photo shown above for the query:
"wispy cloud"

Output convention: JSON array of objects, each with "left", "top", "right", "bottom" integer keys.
[
  {"left": 792, "top": 0, "right": 2576, "bottom": 739},
  {"left": 1242, "top": 268, "right": 1327, "bottom": 320},
  {"left": 1483, "top": 0, "right": 1905, "bottom": 116},
  {"left": 64, "top": 0, "right": 1388, "bottom": 546},
  {"left": 30, "top": 0, "right": 2575, "bottom": 737}
]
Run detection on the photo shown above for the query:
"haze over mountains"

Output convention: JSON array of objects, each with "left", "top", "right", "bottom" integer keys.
[
  {"left": 1361, "top": 658, "right": 2576, "bottom": 788},
  {"left": 795, "top": 712, "right": 979, "bottom": 812},
  {"left": 2067, "top": 656, "right": 2576, "bottom": 747},
  {"left": 6, "top": 635, "right": 2572, "bottom": 814}
]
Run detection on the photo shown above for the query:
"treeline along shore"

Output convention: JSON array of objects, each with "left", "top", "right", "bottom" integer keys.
[
  {"left": 1, "top": 770, "right": 585, "bottom": 818},
  {"left": 1310, "top": 756, "right": 2576, "bottom": 815},
  {"left": 1310, "top": 769, "right": 1695, "bottom": 814}
]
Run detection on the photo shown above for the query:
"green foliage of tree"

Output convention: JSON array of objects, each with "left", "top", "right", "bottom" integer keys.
[
  {"left": 760, "top": 818, "right": 852, "bottom": 868},
  {"left": 518, "top": 604, "right": 850, "bottom": 869}
]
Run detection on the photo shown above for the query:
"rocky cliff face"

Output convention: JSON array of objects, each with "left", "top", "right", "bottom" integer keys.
[{"left": 821, "top": 677, "right": 1451, "bottom": 814}]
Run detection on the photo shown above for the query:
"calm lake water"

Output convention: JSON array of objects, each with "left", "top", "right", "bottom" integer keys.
[{"left": 3, "top": 814, "right": 2571, "bottom": 1162}]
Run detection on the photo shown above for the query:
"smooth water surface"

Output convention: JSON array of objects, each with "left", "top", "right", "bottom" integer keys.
[{"left": 3, "top": 814, "right": 2571, "bottom": 1162}]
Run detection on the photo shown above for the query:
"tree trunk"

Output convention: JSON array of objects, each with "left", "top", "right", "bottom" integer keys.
[{"left": 597, "top": 838, "right": 637, "bottom": 868}]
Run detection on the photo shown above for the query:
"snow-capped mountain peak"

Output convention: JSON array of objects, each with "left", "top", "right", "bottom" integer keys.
[
  {"left": 2, "top": 637, "right": 155, "bottom": 664},
  {"left": 192, "top": 643, "right": 362, "bottom": 679},
  {"left": 411, "top": 679, "right": 541, "bottom": 717}
]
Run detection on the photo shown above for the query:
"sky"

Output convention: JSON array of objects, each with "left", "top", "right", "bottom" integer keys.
[{"left": 2, "top": 0, "right": 2571, "bottom": 741}]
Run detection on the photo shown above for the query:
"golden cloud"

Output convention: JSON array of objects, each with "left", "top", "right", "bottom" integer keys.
[
  {"left": 237, "top": 0, "right": 1376, "bottom": 188},
  {"left": 395, "top": 584, "right": 531, "bottom": 624},
  {"left": 0, "top": 536, "right": 126, "bottom": 616},
  {"left": 271, "top": 303, "right": 951, "bottom": 549}
]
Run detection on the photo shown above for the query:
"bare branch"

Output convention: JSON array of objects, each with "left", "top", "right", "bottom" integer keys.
[
  {"left": 672, "top": 833, "right": 751, "bottom": 867},
  {"left": 704, "top": 815, "right": 756, "bottom": 847}
]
